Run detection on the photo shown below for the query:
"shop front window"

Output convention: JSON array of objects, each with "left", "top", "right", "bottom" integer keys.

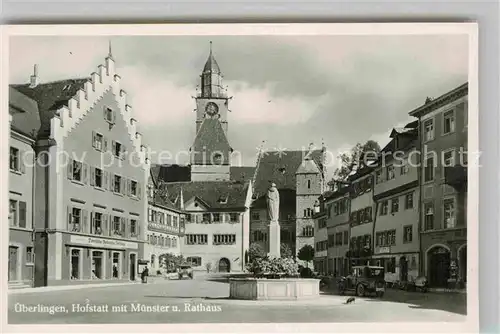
[
  {"left": 112, "top": 252, "right": 121, "bottom": 279},
  {"left": 91, "top": 251, "right": 104, "bottom": 279},
  {"left": 70, "top": 249, "right": 81, "bottom": 280}
]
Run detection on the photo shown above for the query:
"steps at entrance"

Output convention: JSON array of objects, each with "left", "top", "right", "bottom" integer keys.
[{"left": 8, "top": 282, "right": 31, "bottom": 290}]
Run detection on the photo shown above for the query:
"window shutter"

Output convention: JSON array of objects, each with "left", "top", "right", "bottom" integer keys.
[
  {"left": 120, "top": 217, "right": 125, "bottom": 236},
  {"left": 137, "top": 182, "right": 142, "bottom": 199},
  {"left": 18, "top": 201, "right": 27, "bottom": 228},
  {"left": 90, "top": 212, "right": 94, "bottom": 234},
  {"left": 90, "top": 167, "right": 95, "bottom": 186},
  {"left": 109, "top": 173, "right": 115, "bottom": 191},
  {"left": 124, "top": 218, "right": 129, "bottom": 238},
  {"left": 103, "top": 214, "right": 109, "bottom": 236},
  {"left": 103, "top": 171, "right": 108, "bottom": 190},
  {"left": 67, "top": 206, "right": 72, "bottom": 230},
  {"left": 92, "top": 131, "right": 96, "bottom": 148},
  {"left": 19, "top": 150, "right": 26, "bottom": 174},
  {"left": 103, "top": 106, "right": 108, "bottom": 120},
  {"left": 121, "top": 177, "right": 126, "bottom": 195},
  {"left": 112, "top": 110, "right": 116, "bottom": 124},
  {"left": 83, "top": 163, "right": 89, "bottom": 184},
  {"left": 103, "top": 137, "right": 108, "bottom": 152},
  {"left": 120, "top": 146, "right": 126, "bottom": 160},
  {"left": 82, "top": 209, "right": 88, "bottom": 233},
  {"left": 127, "top": 179, "right": 131, "bottom": 196},
  {"left": 112, "top": 141, "right": 116, "bottom": 156},
  {"left": 67, "top": 159, "right": 73, "bottom": 180}
]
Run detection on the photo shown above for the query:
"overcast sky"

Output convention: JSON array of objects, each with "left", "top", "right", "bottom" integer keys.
[{"left": 9, "top": 34, "right": 468, "bottom": 178}]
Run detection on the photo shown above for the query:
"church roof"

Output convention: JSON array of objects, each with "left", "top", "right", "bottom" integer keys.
[
  {"left": 191, "top": 118, "right": 232, "bottom": 165},
  {"left": 11, "top": 78, "right": 89, "bottom": 138},
  {"left": 203, "top": 49, "right": 221, "bottom": 74},
  {"left": 252, "top": 149, "right": 324, "bottom": 198},
  {"left": 151, "top": 164, "right": 255, "bottom": 184},
  {"left": 9, "top": 87, "right": 41, "bottom": 139},
  {"left": 230, "top": 166, "right": 256, "bottom": 183},
  {"left": 296, "top": 157, "right": 321, "bottom": 175},
  {"left": 162, "top": 181, "right": 250, "bottom": 211}
]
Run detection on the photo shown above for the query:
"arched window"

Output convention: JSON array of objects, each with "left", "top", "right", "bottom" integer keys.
[
  {"left": 172, "top": 237, "right": 177, "bottom": 248},
  {"left": 166, "top": 237, "right": 171, "bottom": 248}
]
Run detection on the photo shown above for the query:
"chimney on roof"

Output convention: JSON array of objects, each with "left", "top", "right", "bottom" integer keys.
[{"left": 29, "top": 64, "right": 39, "bottom": 88}]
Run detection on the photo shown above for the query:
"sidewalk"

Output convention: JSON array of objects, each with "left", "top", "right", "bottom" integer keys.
[{"left": 8, "top": 281, "right": 141, "bottom": 295}]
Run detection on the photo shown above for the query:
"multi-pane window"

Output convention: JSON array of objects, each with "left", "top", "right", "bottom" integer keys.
[
  {"left": 318, "top": 218, "right": 327, "bottom": 229},
  {"left": 443, "top": 110, "right": 456, "bottom": 134},
  {"left": 92, "top": 212, "right": 103, "bottom": 235},
  {"left": 303, "top": 226, "right": 314, "bottom": 237},
  {"left": 403, "top": 225, "right": 413, "bottom": 243},
  {"left": 93, "top": 132, "right": 103, "bottom": 151},
  {"left": 405, "top": 192, "right": 414, "bottom": 209},
  {"left": 130, "top": 180, "right": 138, "bottom": 197},
  {"left": 104, "top": 107, "right": 114, "bottom": 123},
  {"left": 443, "top": 150, "right": 455, "bottom": 167},
  {"left": 230, "top": 213, "right": 239, "bottom": 223},
  {"left": 186, "top": 234, "right": 208, "bottom": 245},
  {"left": 386, "top": 165, "right": 395, "bottom": 180},
  {"left": 251, "top": 211, "right": 260, "bottom": 220},
  {"left": 424, "top": 202, "right": 434, "bottom": 230},
  {"left": 172, "top": 216, "right": 178, "bottom": 229},
  {"left": 94, "top": 168, "right": 103, "bottom": 188},
  {"left": 70, "top": 249, "right": 81, "bottom": 280},
  {"left": 343, "top": 231, "right": 349, "bottom": 245},
  {"left": 443, "top": 198, "right": 456, "bottom": 229},
  {"left": 69, "top": 207, "right": 82, "bottom": 232},
  {"left": 9, "top": 200, "right": 18, "bottom": 227},
  {"left": 112, "top": 216, "right": 122, "bottom": 236},
  {"left": 391, "top": 198, "right": 399, "bottom": 214},
  {"left": 376, "top": 230, "right": 396, "bottom": 246},
  {"left": 400, "top": 159, "right": 409, "bottom": 175},
  {"left": 213, "top": 234, "right": 236, "bottom": 245},
  {"left": 114, "top": 142, "right": 122, "bottom": 158},
  {"left": 380, "top": 201, "right": 388, "bottom": 216},
  {"left": 73, "top": 160, "right": 83, "bottom": 182},
  {"left": 213, "top": 213, "right": 221, "bottom": 223},
  {"left": 130, "top": 219, "right": 137, "bottom": 237},
  {"left": 114, "top": 175, "right": 121, "bottom": 193},
  {"left": 424, "top": 156, "right": 435, "bottom": 182},
  {"left": 26, "top": 246, "right": 34, "bottom": 263},
  {"left": 253, "top": 230, "right": 267, "bottom": 242},
  {"left": 202, "top": 213, "right": 211, "bottom": 223},
  {"left": 9, "top": 147, "right": 21, "bottom": 171},
  {"left": 424, "top": 119, "right": 434, "bottom": 141}
]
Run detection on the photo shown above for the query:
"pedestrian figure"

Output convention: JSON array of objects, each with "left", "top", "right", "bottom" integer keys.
[{"left": 141, "top": 266, "right": 149, "bottom": 283}]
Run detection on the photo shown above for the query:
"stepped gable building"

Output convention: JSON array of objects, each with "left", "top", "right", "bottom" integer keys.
[
  {"left": 250, "top": 148, "right": 326, "bottom": 257},
  {"left": 10, "top": 47, "right": 150, "bottom": 287},
  {"left": 8, "top": 86, "right": 41, "bottom": 288}
]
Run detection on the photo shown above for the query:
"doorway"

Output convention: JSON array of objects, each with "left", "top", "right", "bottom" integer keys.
[
  {"left": 428, "top": 246, "right": 451, "bottom": 287},
  {"left": 129, "top": 253, "right": 136, "bottom": 281},
  {"left": 218, "top": 258, "right": 230, "bottom": 273},
  {"left": 399, "top": 256, "right": 408, "bottom": 282},
  {"left": 8, "top": 246, "right": 18, "bottom": 281},
  {"left": 91, "top": 251, "right": 104, "bottom": 279}
]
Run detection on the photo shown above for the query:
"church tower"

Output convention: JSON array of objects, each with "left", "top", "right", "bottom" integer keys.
[{"left": 190, "top": 42, "right": 232, "bottom": 181}]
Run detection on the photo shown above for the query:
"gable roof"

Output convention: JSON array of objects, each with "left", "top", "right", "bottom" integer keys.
[
  {"left": 162, "top": 181, "right": 250, "bottom": 211},
  {"left": 150, "top": 192, "right": 182, "bottom": 213},
  {"left": 151, "top": 164, "right": 192, "bottom": 184},
  {"left": 230, "top": 166, "right": 256, "bottom": 183},
  {"left": 191, "top": 118, "right": 232, "bottom": 165},
  {"left": 252, "top": 149, "right": 324, "bottom": 197},
  {"left": 9, "top": 87, "right": 41, "bottom": 139},
  {"left": 11, "top": 78, "right": 89, "bottom": 138}
]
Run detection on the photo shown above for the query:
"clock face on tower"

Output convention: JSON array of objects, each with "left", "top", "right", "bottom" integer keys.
[{"left": 205, "top": 102, "right": 219, "bottom": 116}]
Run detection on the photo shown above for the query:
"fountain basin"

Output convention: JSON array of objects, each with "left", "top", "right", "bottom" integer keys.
[{"left": 229, "top": 278, "right": 320, "bottom": 300}]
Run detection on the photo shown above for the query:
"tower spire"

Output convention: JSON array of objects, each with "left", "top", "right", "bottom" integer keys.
[
  {"left": 108, "top": 40, "right": 113, "bottom": 59},
  {"left": 209, "top": 41, "right": 213, "bottom": 55}
]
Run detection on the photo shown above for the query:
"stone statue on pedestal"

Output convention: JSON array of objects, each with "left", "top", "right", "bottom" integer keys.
[
  {"left": 267, "top": 183, "right": 281, "bottom": 258},
  {"left": 267, "top": 183, "right": 280, "bottom": 222}
]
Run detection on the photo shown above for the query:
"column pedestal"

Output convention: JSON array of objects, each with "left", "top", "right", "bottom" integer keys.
[{"left": 268, "top": 220, "right": 281, "bottom": 259}]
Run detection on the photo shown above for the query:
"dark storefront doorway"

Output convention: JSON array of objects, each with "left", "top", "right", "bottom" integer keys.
[
  {"left": 218, "top": 258, "right": 230, "bottom": 273},
  {"left": 428, "top": 246, "right": 451, "bottom": 287},
  {"left": 8, "top": 246, "right": 18, "bottom": 281},
  {"left": 129, "top": 254, "right": 136, "bottom": 281}
]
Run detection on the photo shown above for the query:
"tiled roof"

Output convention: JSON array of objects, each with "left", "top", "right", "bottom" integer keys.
[
  {"left": 191, "top": 118, "right": 232, "bottom": 165},
  {"left": 162, "top": 180, "right": 250, "bottom": 211},
  {"left": 296, "top": 157, "right": 321, "bottom": 174},
  {"left": 252, "top": 149, "right": 324, "bottom": 197},
  {"left": 150, "top": 191, "right": 181, "bottom": 212},
  {"left": 11, "top": 78, "right": 89, "bottom": 138},
  {"left": 151, "top": 164, "right": 192, "bottom": 184},
  {"left": 9, "top": 87, "right": 41, "bottom": 139},
  {"left": 347, "top": 165, "right": 374, "bottom": 181},
  {"left": 230, "top": 166, "right": 256, "bottom": 183}
]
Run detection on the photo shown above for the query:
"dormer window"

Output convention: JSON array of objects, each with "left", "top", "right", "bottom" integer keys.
[
  {"left": 278, "top": 167, "right": 286, "bottom": 174},
  {"left": 218, "top": 195, "right": 228, "bottom": 204}
]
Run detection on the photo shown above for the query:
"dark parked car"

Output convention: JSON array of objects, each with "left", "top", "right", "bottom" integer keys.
[
  {"left": 178, "top": 264, "right": 193, "bottom": 280},
  {"left": 338, "top": 265, "right": 386, "bottom": 297}
]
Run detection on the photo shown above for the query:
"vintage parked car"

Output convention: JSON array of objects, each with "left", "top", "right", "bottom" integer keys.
[
  {"left": 338, "top": 265, "right": 386, "bottom": 297},
  {"left": 178, "top": 264, "right": 194, "bottom": 280}
]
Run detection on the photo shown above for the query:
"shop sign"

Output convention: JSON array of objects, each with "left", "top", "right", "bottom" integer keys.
[
  {"left": 376, "top": 246, "right": 391, "bottom": 254},
  {"left": 70, "top": 235, "right": 138, "bottom": 250}
]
